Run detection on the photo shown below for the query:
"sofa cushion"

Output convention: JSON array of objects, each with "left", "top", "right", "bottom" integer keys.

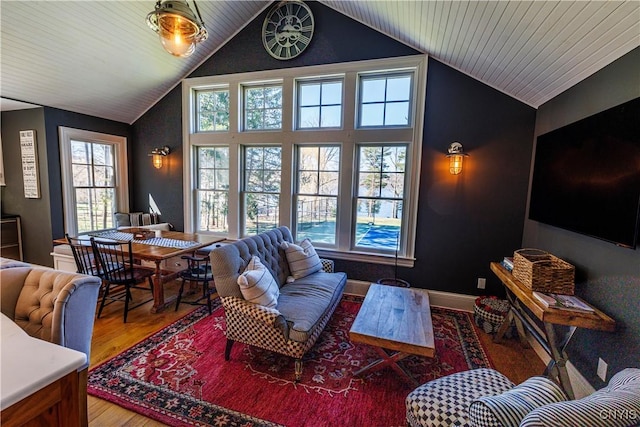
[
  {"left": 520, "top": 368, "right": 640, "bottom": 427},
  {"left": 281, "top": 238, "right": 322, "bottom": 280},
  {"left": 276, "top": 271, "right": 346, "bottom": 342},
  {"left": 237, "top": 256, "right": 280, "bottom": 308},
  {"left": 469, "top": 376, "right": 567, "bottom": 427}
]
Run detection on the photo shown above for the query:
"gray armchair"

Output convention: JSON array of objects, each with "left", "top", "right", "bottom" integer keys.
[{"left": 0, "top": 259, "right": 101, "bottom": 426}]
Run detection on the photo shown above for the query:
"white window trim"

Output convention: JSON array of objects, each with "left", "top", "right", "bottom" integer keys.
[
  {"left": 58, "top": 126, "right": 129, "bottom": 236},
  {"left": 182, "top": 55, "right": 427, "bottom": 266}
]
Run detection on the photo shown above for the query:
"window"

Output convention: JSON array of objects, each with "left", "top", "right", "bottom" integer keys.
[
  {"left": 355, "top": 145, "right": 406, "bottom": 251},
  {"left": 243, "top": 146, "right": 282, "bottom": 235},
  {"left": 295, "top": 145, "right": 341, "bottom": 245},
  {"left": 297, "top": 80, "right": 343, "bottom": 129},
  {"left": 244, "top": 85, "right": 283, "bottom": 130},
  {"left": 183, "top": 56, "right": 426, "bottom": 266},
  {"left": 359, "top": 73, "right": 412, "bottom": 127},
  {"left": 196, "top": 88, "right": 229, "bottom": 132},
  {"left": 59, "top": 127, "right": 128, "bottom": 236},
  {"left": 196, "top": 146, "right": 229, "bottom": 232}
]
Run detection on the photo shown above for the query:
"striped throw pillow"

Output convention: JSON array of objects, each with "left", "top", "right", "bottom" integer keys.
[
  {"left": 469, "top": 376, "right": 568, "bottom": 427},
  {"left": 281, "top": 238, "right": 322, "bottom": 280},
  {"left": 237, "top": 256, "right": 280, "bottom": 308},
  {"left": 520, "top": 368, "right": 640, "bottom": 427}
]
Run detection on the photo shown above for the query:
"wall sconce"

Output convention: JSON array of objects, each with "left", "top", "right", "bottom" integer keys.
[
  {"left": 146, "top": 0, "right": 208, "bottom": 58},
  {"left": 446, "top": 142, "right": 468, "bottom": 175},
  {"left": 150, "top": 146, "right": 170, "bottom": 169}
]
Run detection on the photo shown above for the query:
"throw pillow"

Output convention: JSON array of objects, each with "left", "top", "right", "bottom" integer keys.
[
  {"left": 237, "top": 256, "right": 280, "bottom": 308},
  {"left": 469, "top": 376, "right": 567, "bottom": 427},
  {"left": 281, "top": 238, "right": 322, "bottom": 280}
]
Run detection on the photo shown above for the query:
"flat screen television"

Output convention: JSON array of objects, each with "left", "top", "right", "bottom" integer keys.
[{"left": 529, "top": 97, "right": 640, "bottom": 249}]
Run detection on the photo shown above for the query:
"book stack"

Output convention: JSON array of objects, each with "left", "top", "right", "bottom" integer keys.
[
  {"left": 502, "top": 256, "right": 514, "bottom": 272},
  {"left": 532, "top": 291, "right": 594, "bottom": 313}
]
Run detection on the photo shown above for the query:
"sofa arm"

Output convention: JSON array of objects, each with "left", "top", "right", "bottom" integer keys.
[
  {"left": 222, "top": 296, "right": 290, "bottom": 339},
  {"left": 320, "top": 258, "right": 334, "bottom": 273},
  {"left": 13, "top": 268, "right": 101, "bottom": 370}
]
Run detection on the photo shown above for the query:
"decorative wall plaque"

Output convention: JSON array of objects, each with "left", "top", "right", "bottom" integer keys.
[{"left": 19, "top": 130, "right": 40, "bottom": 198}]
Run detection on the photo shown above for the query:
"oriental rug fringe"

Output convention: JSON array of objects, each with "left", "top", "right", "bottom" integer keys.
[{"left": 88, "top": 295, "right": 493, "bottom": 426}]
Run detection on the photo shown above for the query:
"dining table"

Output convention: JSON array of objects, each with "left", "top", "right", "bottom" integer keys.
[{"left": 54, "top": 229, "right": 224, "bottom": 313}]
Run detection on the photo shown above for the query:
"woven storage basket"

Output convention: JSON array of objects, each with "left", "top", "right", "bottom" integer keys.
[{"left": 512, "top": 249, "right": 575, "bottom": 295}]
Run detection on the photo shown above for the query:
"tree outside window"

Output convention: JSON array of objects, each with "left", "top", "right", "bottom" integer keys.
[
  {"left": 244, "top": 85, "right": 283, "bottom": 130},
  {"left": 295, "top": 145, "right": 340, "bottom": 244},
  {"left": 355, "top": 145, "right": 406, "bottom": 251},
  {"left": 71, "top": 140, "right": 115, "bottom": 233},
  {"left": 244, "top": 146, "right": 282, "bottom": 234},
  {"left": 197, "top": 146, "right": 229, "bottom": 232},
  {"left": 196, "top": 89, "right": 229, "bottom": 132}
]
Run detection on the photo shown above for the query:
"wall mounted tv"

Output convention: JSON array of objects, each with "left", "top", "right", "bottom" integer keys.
[{"left": 529, "top": 97, "right": 640, "bottom": 249}]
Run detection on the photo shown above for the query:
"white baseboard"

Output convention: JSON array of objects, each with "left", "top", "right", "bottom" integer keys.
[
  {"left": 345, "top": 280, "right": 476, "bottom": 311},
  {"left": 346, "top": 279, "right": 595, "bottom": 398}
]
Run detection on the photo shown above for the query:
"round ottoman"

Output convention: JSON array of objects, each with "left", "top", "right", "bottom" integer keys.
[
  {"left": 474, "top": 296, "right": 512, "bottom": 336},
  {"left": 406, "top": 368, "right": 515, "bottom": 427}
]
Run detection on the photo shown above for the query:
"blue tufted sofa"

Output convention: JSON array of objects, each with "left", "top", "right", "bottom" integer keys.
[{"left": 210, "top": 226, "right": 346, "bottom": 381}]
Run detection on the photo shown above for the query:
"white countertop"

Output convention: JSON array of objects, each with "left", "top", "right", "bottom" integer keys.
[{"left": 1, "top": 313, "right": 86, "bottom": 410}]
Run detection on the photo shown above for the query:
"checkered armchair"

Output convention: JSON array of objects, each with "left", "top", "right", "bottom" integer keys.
[
  {"left": 210, "top": 227, "right": 346, "bottom": 381},
  {"left": 406, "top": 367, "right": 640, "bottom": 427}
]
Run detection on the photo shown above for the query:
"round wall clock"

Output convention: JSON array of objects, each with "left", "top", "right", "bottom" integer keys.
[{"left": 262, "top": 0, "right": 314, "bottom": 60}]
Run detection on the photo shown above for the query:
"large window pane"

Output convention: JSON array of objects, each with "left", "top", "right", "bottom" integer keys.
[
  {"left": 244, "top": 146, "right": 282, "bottom": 235},
  {"left": 245, "top": 85, "right": 283, "bottom": 130},
  {"left": 295, "top": 145, "right": 340, "bottom": 245},
  {"left": 196, "top": 146, "right": 229, "bottom": 233},
  {"left": 70, "top": 140, "right": 116, "bottom": 233},
  {"left": 355, "top": 145, "right": 406, "bottom": 251}
]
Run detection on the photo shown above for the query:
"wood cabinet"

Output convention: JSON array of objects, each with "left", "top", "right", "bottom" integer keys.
[{"left": 0, "top": 216, "right": 23, "bottom": 261}]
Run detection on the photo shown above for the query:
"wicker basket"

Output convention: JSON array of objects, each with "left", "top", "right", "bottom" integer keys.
[{"left": 512, "top": 248, "right": 575, "bottom": 295}]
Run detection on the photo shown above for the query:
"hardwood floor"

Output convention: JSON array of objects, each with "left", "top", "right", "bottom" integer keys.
[{"left": 88, "top": 284, "right": 545, "bottom": 426}]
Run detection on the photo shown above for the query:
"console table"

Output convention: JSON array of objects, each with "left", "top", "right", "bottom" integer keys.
[{"left": 490, "top": 262, "right": 615, "bottom": 399}]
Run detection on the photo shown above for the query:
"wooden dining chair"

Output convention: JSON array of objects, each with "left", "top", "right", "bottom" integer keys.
[
  {"left": 90, "top": 238, "right": 155, "bottom": 323},
  {"left": 175, "top": 254, "right": 215, "bottom": 314},
  {"left": 66, "top": 234, "right": 101, "bottom": 277}
]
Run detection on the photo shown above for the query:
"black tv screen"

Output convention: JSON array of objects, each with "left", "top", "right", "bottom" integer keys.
[{"left": 529, "top": 97, "right": 640, "bottom": 249}]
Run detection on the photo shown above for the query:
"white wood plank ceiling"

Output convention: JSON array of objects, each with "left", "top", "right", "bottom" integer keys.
[{"left": 1, "top": 1, "right": 638, "bottom": 124}]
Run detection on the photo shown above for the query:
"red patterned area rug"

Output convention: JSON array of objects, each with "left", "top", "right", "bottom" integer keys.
[{"left": 88, "top": 295, "right": 493, "bottom": 426}]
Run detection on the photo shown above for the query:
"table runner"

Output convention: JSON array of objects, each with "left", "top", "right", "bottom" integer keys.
[{"left": 91, "top": 231, "right": 200, "bottom": 249}]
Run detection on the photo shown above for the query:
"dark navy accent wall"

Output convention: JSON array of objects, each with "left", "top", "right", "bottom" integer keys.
[
  {"left": 130, "top": 85, "right": 184, "bottom": 228},
  {"left": 189, "top": 1, "right": 420, "bottom": 78},
  {"left": 398, "top": 58, "right": 535, "bottom": 294},
  {"left": 523, "top": 47, "right": 640, "bottom": 386}
]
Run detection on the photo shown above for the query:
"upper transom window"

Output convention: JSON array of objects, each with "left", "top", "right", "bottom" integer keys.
[
  {"left": 244, "top": 84, "right": 283, "bottom": 131},
  {"left": 196, "top": 88, "right": 230, "bottom": 132},
  {"left": 358, "top": 73, "right": 412, "bottom": 127},
  {"left": 297, "top": 79, "right": 343, "bottom": 129}
]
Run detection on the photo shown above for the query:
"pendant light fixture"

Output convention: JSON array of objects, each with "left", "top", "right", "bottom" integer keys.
[{"left": 146, "top": 0, "right": 207, "bottom": 58}]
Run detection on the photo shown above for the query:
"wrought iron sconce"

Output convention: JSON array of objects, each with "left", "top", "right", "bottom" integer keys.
[
  {"left": 150, "top": 146, "right": 170, "bottom": 169},
  {"left": 446, "top": 142, "right": 468, "bottom": 175}
]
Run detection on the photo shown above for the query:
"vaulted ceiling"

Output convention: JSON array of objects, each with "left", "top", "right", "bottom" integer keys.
[{"left": 1, "top": 1, "right": 638, "bottom": 124}]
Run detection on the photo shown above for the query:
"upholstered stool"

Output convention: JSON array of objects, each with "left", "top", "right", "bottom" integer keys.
[
  {"left": 406, "top": 368, "right": 515, "bottom": 427},
  {"left": 474, "top": 296, "right": 513, "bottom": 336}
]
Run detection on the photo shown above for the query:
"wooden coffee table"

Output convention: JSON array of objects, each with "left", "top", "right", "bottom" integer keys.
[{"left": 349, "top": 284, "right": 435, "bottom": 386}]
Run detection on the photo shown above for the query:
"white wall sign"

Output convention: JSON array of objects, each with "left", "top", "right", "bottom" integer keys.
[{"left": 19, "top": 130, "right": 40, "bottom": 198}]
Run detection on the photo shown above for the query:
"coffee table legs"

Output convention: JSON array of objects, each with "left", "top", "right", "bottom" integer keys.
[{"left": 353, "top": 347, "right": 419, "bottom": 387}]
